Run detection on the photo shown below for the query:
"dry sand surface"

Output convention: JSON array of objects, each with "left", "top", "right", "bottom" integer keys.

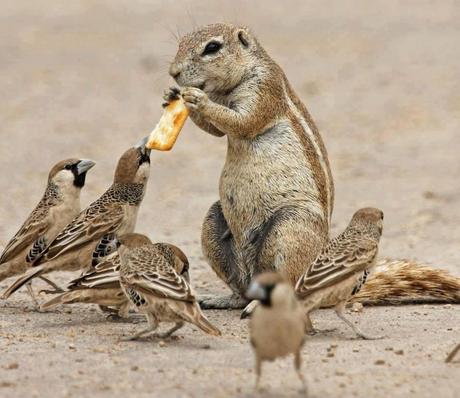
[{"left": 0, "top": 1, "right": 459, "bottom": 397}]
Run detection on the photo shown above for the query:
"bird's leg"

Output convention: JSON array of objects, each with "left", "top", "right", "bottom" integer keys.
[
  {"left": 240, "top": 300, "right": 259, "bottom": 319},
  {"left": 334, "top": 302, "right": 382, "bottom": 340},
  {"left": 445, "top": 343, "right": 460, "bottom": 363},
  {"left": 155, "top": 322, "right": 184, "bottom": 338},
  {"left": 294, "top": 351, "right": 308, "bottom": 396},
  {"left": 38, "top": 276, "right": 64, "bottom": 294},
  {"left": 100, "top": 305, "right": 124, "bottom": 321},
  {"left": 121, "top": 313, "right": 158, "bottom": 341},
  {"left": 26, "top": 283, "right": 40, "bottom": 309},
  {"left": 305, "top": 311, "right": 336, "bottom": 335},
  {"left": 255, "top": 355, "right": 263, "bottom": 392}
]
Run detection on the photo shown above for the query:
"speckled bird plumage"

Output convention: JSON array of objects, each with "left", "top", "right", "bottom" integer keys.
[
  {"left": 40, "top": 233, "right": 129, "bottom": 315},
  {"left": 295, "top": 207, "right": 384, "bottom": 339},
  {"left": 0, "top": 158, "right": 95, "bottom": 303},
  {"left": 117, "top": 234, "right": 221, "bottom": 340},
  {"left": 2, "top": 144, "right": 150, "bottom": 301}
]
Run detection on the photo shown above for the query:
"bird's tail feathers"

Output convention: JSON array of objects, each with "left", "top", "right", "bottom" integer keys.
[
  {"left": 1, "top": 265, "right": 45, "bottom": 299},
  {"left": 183, "top": 303, "right": 221, "bottom": 336}
]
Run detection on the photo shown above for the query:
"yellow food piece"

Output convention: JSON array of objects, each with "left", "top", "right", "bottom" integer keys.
[{"left": 146, "top": 99, "right": 189, "bottom": 151}]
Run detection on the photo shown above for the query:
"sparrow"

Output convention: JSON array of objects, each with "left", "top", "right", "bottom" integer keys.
[
  {"left": 2, "top": 138, "right": 151, "bottom": 300},
  {"left": 40, "top": 233, "right": 130, "bottom": 318},
  {"left": 295, "top": 207, "right": 384, "bottom": 340},
  {"left": 0, "top": 158, "right": 95, "bottom": 305},
  {"left": 114, "top": 233, "right": 221, "bottom": 340},
  {"left": 246, "top": 272, "right": 307, "bottom": 394}
]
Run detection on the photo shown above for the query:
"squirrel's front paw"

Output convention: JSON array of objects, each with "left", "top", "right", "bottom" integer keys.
[
  {"left": 182, "top": 87, "right": 209, "bottom": 111},
  {"left": 162, "top": 86, "right": 181, "bottom": 108}
]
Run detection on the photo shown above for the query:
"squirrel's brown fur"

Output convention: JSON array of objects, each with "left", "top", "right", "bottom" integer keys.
[
  {"left": 353, "top": 258, "right": 460, "bottom": 305},
  {"left": 170, "top": 23, "right": 333, "bottom": 309},
  {"left": 170, "top": 23, "right": 459, "bottom": 308}
]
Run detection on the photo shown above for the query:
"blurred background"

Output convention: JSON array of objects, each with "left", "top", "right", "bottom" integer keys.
[{"left": 1, "top": 0, "right": 459, "bottom": 281}]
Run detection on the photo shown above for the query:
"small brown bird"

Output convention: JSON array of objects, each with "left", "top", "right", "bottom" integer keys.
[
  {"left": 246, "top": 272, "right": 307, "bottom": 394},
  {"left": 2, "top": 139, "right": 150, "bottom": 300},
  {"left": 295, "top": 207, "right": 384, "bottom": 339},
  {"left": 0, "top": 158, "right": 95, "bottom": 304},
  {"left": 40, "top": 233, "right": 130, "bottom": 317},
  {"left": 114, "top": 233, "right": 221, "bottom": 340}
]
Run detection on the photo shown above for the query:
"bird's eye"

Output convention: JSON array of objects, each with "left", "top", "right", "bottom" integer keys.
[
  {"left": 65, "top": 164, "right": 72, "bottom": 170},
  {"left": 202, "top": 41, "right": 222, "bottom": 56}
]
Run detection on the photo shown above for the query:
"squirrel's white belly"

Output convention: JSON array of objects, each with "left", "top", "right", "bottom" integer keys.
[{"left": 220, "top": 120, "right": 325, "bottom": 240}]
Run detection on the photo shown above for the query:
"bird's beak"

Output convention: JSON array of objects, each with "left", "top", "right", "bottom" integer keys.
[
  {"left": 245, "top": 281, "right": 266, "bottom": 301},
  {"left": 182, "top": 270, "right": 190, "bottom": 283},
  {"left": 134, "top": 136, "right": 149, "bottom": 150},
  {"left": 135, "top": 136, "right": 151, "bottom": 160},
  {"left": 76, "top": 159, "right": 96, "bottom": 175}
]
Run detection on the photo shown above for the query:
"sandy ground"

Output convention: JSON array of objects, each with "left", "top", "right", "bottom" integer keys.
[{"left": 0, "top": 1, "right": 459, "bottom": 397}]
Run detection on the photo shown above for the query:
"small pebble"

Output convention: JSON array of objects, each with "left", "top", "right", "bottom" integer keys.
[
  {"left": 395, "top": 349, "right": 404, "bottom": 355},
  {"left": 374, "top": 359, "right": 385, "bottom": 365}
]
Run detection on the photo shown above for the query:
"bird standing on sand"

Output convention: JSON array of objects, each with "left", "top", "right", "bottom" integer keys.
[
  {"left": 113, "top": 233, "right": 221, "bottom": 340},
  {"left": 40, "top": 234, "right": 129, "bottom": 317},
  {"left": 295, "top": 207, "right": 384, "bottom": 339},
  {"left": 0, "top": 158, "right": 95, "bottom": 305},
  {"left": 246, "top": 272, "right": 307, "bottom": 394},
  {"left": 2, "top": 139, "right": 151, "bottom": 301}
]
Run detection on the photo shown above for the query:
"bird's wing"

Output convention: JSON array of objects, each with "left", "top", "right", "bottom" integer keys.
[
  {"left": 36, "top": 203, "right": 125, "bottom": 264},
  {"left": 122, "top": 255, "right": 194, "bottom": 303},
  {"left": 0, "top": 209, "right": 49, "bottom": 264},
  {"left": 295, "top": 235, "right": 378, "bottom": 297}
]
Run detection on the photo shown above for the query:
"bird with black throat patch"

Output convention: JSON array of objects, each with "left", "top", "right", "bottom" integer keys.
[
  {"left": 2, "top": 138, "right": 151, "bottom": 302},
  {"left": 246, "top": 272, "right": 307, "bottom": 395},
  {"left": 0, "top": 158, "right": 95, "bottom": 306}
]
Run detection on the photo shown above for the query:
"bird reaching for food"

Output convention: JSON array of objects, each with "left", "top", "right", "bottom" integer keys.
[{"left": 2, "top": 138, "right": 150, "bottom": 303}]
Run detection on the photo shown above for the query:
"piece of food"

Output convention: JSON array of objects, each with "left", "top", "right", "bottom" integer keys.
[{"left": 146, "top": 98, "right": 189, "bottom": 151}]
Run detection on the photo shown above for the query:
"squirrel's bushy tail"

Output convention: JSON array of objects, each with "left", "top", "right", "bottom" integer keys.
[{"left": 352, "top": 258, "right": 460, "bottom": 305}]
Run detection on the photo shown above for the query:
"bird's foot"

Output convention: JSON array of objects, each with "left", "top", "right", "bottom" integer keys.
[
  {"left": 38, "top": 288, "right": 63, "bottom": 295},
  {"left": 199, "top": 293, "right": 249, "bottom": 310},
  {"left": 355, "top": 332, "right": 384, "bottom": 340},
  {"left": 241, "top": 300, "right": 258, "bottom": 319},
  {"left": 307, "top": 327, "right": 337, "bottom": 336}
]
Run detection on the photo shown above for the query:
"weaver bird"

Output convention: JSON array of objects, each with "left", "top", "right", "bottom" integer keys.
[
  {"left": 114, "top": 233, "right": 221, "bottom": 340},
  {"left": 0, "top": 158, "right": 95, "bottom": 305},
  {"left": 40, "top": 233, "right": 129, "bottom": 317},
  {"left": 246, "top": 272, "right": 307, "bottom": 394},
  {"left": 2, "top": 139, "right": 150, "bottom": 301},
  {"left": 295, "top": 207, "right": 384, "bottom": 339}
]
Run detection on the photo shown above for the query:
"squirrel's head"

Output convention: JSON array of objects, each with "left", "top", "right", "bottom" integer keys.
[{"left": 169, "top": 23, "right": 259, "bottom": 94}]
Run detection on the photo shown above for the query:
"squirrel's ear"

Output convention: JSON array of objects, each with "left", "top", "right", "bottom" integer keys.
[{"left": 236, "top": 28, "right": 250, "bottom": 48}]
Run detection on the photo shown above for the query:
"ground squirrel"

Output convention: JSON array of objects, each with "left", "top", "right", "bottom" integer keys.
[
  {"left": 169, "top": 23, "right": 460, "bottom": 309},
  {"left": 169, "top": 23, "right": 333, "bottom": 309}
]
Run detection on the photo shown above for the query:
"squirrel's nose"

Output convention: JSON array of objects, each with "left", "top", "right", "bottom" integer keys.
[{"left": 169, "top": 63, "right": 181, "bottom": 80}]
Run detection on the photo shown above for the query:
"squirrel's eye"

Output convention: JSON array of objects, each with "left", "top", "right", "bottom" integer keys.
[
  {"left": 202, "top": 41, "right": 222, "bottom": 56},
  {"left": 65, "top": 164, "right": 72, "bottom": 170}
]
